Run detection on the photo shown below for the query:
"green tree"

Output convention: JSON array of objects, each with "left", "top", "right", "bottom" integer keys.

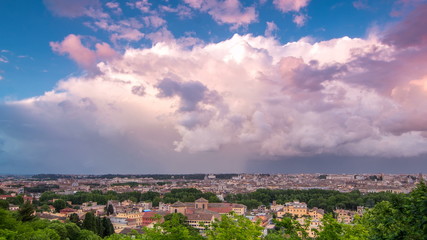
[
  {"left": 144, "top": 213, "right": 202, "bottom": 240},
  {"left": 106, "top": 204, "right": 114, "bottom": 215},
  {"left": 65, "top": 222, "right": 82, "bottom": 240},
  {"left": 0, "top": 199, "right": 9, "bottom": 210},
  {"left": 0, "top": 208, "right": 18, "bottom": 230},
  {"left": 17, "top": 202, "right": 36, "bottom": 222},
  {"left": 360, "top": 201, "right": 405, "bottom": 239},
  {"left": 102, "top": 217, "right": 115, "bottom": 237},
  {"left": 402, "top": 181, "right": 427, "bottom": 239},
  {"left": 69, "top": 213, "right": 81, "bottom": 226},
  {"left": 48, "top": 222, "right": 68, "bottom": 240},
  {"left": 7, "top": 196, "right": 24, "bottom": 205},
  {"left": 271, "top": 216, "right": 308, "bottom": 240},
  {"left": 82, "top": 212, "right": 98, "bottom": 234},
  {"left": 316, "top": 214, "right": 343, "bottom": 240},
  {"left": 206, "top": 213, "right": 263, "bottom": 240},
  {"left": 96, "top": 216, "right": 105, "bottom": 237},
  {"left": 53, "top": 199, "right": 67, "bottom": 212},
  {"left": 77, "top": 229, "right": 102, "bottom": 240}
]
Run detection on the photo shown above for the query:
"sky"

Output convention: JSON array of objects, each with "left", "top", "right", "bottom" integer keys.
[{"left": 1, "top": 0, "right": 427, "bottom": 174}]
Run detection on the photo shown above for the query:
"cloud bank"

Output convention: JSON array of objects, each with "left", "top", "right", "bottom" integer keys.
[{"left": 2, "top": 4, "right": 427, "bottom": 173}]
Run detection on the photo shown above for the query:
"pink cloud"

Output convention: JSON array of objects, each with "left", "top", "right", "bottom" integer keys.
[
  {"left": 293, "top": 14, "right": 307, "bottom": 27},
  {"left": 105, "top": 2, "right": 122, "bottom": 15},
  {"left": 43, "top": 0, "right": 101, "bottom": 18},
  {"left": 111, "top": 29, "right": 145, "bottom": 42},
  {"left": 383, "top": 4, "right": 427, "bottom": 48},
  {"left": 264, "top": 21, "right": 278, "bottom": 37},
  {"left": 145, "top": 27, "right": 175, "bottom": 44},
  {"left": 273, "top": 0, "right": 310, "bottom": 12},
  {"left": 127, "top": 0, "right": 152, "bottom": 13},
  {"left": 143, "top": 16, "right": 166, "bottom": 28},
  {"left": 352, "top": 0, "right": 370, "bottom": 10},
  {"left": 105, "top": 2, "right": 119, "bottom": 9},
  {"left": 160, "top": 5, "right": 193, "bottom": 19},
  {"left": 50, "top": 34, "right": 117, "bottom": 70},
  {"left": 91, "top": 18, "right": 145, "bottom": 42},
  {"left": 184, "top": 0, "right": 258, "bottom": 29}
]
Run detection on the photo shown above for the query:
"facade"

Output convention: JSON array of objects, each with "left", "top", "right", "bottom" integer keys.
[
  {"left": 274, "top": 201, "right": 325, "bottom": 238},
  {"left": 277, "top": 201, "right": 308, "bottom": 218},
  {"left": 169, "top": 198, "right": 246, "bottom": 230}
]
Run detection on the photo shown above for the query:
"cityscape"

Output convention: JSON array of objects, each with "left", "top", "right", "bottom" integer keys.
[
  {"left": 0, "top": 172, "right": 424, "bottom": 238},
  {"left": 1, "top": 0, "right": 427, "bottom": 239}
]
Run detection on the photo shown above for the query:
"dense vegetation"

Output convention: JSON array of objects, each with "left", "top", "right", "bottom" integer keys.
[
  {"left": 35, "top": 188, "right": 221, "bottom": 208},
  {"left": 225, "top": 188, "right": 403, "bottom": 212},
  {"left": 0, "top": 205, "right": 113, "bottom": 239}
]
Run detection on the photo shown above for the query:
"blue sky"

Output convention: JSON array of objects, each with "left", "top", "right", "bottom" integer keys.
[
  {"left": 1, "top": 0, "right": 427, "bottom": 174},
  {"left": 0, "top": 0, "right": 401, "bottom": 99}
]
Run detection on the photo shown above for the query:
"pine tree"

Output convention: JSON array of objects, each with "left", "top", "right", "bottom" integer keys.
[
  {"left": 82, "top": 212, "right": 97, "bottom": 233},
  {"left": 107, "top": 204, "right": 114, "bottom": 215},
  {"left": 17, "top": 202, "right": 35, "bottom": 222},
  {"left": 69, "top": 213, "right": 80, "bottom": 226},
  {"left": 96, "top": 216, "right": 104, "bottom": 237},
  {"left": 102, "top": 217, "right": 115, "bottom": 237}
]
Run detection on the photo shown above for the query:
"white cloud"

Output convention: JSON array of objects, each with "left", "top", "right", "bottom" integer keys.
[
  {"left": 4, "top": 32, "right": 427, "bottom": 172},
  {"left": 184, "top": 0, "right": 258, "bottom": 29},
  {"left": 0, "top": 56, "right": 8, "bottom": 63}
]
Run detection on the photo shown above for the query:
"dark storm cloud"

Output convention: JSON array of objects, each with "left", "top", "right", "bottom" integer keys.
[
  {"left": 383, "top": 4, "right": 427, "bottom": 48},
  {"left": 156, "top": 78, "right": 208, "bottom": 112},
  {"left": 246, "top": 154, "right": 427, "bottom": 174}
]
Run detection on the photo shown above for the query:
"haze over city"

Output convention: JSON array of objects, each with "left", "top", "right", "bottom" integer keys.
[{"left": 1, "top": 0, "right": 427, "bottom": 174}]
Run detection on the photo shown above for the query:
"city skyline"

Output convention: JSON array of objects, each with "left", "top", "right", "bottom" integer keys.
[{"left": 1, "top": 0, "right": 427, "bottom": 174}]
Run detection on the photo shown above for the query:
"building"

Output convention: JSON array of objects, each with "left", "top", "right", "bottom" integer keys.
[
  {"left": 169, "top": 198, "right": 246, "bottom": 230},
  {"left": 277, "top": 201, "right": 308, "bottom": 218}
]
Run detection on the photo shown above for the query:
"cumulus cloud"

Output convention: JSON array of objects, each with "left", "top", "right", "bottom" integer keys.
[
  {"left": 184, "top": 0, "right": 258, "bottom": 29},
  {"left": 273, "top": 0, "right": 310, "bottom": 12},
  {"left": 3, "top": 7, "right": 427, "bottom": 172},
  {"left": 50, "top": 34, "right": 117, "bottom": 70},
  {"left": 43, "top": 0, "right": 102, "bottom": 18},
  {"left": 273, "top": 0, "right": 310, "bottom": 26}
]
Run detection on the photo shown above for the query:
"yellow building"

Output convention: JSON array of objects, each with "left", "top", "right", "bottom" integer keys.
[{"left": 277, "top": 201, "right": 308, "bottom": 218}]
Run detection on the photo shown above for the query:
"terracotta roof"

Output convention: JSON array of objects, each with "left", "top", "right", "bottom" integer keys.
[
  {"left": 142, "top": 211, "right": 169, "bottom": 218},
  {"left": 195, "top": 197, "right": 208, "bottom": 202},
  {"left": 171, "top": 201, "right": 186, "bottom": 207},
  {"left": 208, "top": 207, "right": 233, "bottom": 214},
  {"left": 60, "top": 208, "right": 76, "bottom": 213},
  {"left": 186, "top": 213, "right": 215, "bottom": 221},
  {"left": 119, "top": 228, "right": 144, "bottom": 235},
  {"left": 208, "top": 203, "right": 246, "bottom": 208}
]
